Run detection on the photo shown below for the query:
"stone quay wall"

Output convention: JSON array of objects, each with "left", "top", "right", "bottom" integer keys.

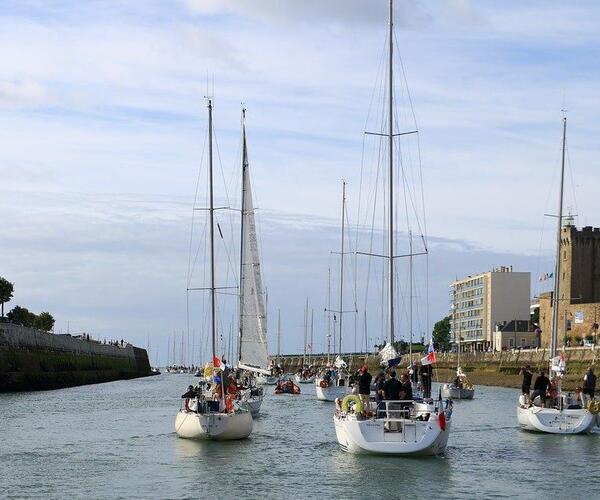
[
  {"left": 0, "top": 323, "right": 151, "bottom": 392},
  {"left": 271, "top": 347, "right": 599, "bottom": 390}
]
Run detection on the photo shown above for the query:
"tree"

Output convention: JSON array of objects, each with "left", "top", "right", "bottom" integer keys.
[
  {"left": 432, "top": 315, "right": 451, "bottom": 351},
  {"left": 35, "top": 312, "right": 55, "bottom": 332},
  {"left": 7, "top": 305, "right": 36, "bottom": 327},
  {"left": 0, "top": 277, "right": 14, "bottom": 317}
]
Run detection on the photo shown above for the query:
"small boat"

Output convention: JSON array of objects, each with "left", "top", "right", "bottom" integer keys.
[
  {"left": 274, "top": 379, "right": 301, "bottom": 395},
  {"left": 441, "top": 367, "right": 474, "bottom": 400},
  {"left": 150, "top": 367, "right": 161, "bottom": 376},
  {"left": 516, "top": 116, "right": 595, "bottom": 435},
  {"left": 316, "top": 357, "right": 351, "bottom": 402},
  {"left": 256, "top": 374, "right": 279, "bottom": 385},
  {"left": 334, "top": 395, "right": 451, "bottom": 456},
  {"left": 295, "top": 373, "right": 315, "bottom": 384}
]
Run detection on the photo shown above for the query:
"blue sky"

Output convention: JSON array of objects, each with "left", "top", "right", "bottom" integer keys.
[{"left": 1, "top": 1, "right": 599, "bottom": 364}]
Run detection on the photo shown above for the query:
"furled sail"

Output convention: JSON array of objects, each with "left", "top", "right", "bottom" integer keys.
[{"left": 238, "top": 124, "right": 270, "bottom": 375}]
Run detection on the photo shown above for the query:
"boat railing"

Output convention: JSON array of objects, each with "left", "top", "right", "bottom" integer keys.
[{"left": 376, "top": 400, "right": 415, "bottom": 422}]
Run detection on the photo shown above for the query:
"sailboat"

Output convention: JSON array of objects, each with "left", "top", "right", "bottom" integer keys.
[
  {"left": 295, "top": 298, "right": 316, "bottom": 383},
  {"left": 333, "top": 0, "right": 451, "bottom": 455},
  {"left": 316, "top": 181, "right": 352, "bottom": 402},
  {"left": 174, "top": 98, "right": 253, "bottom": 441},
  {"left": 516, "top": 115, "right": 595, "bottom": 434},
  {"left": 441, "top": 293, "right": 475, "bottom": 399},
  {"left": 235, "top": 109, "right": 271, "bottom": 416},
  {"left": 256, "top": 315, "right": 280, "bottom": 386}
]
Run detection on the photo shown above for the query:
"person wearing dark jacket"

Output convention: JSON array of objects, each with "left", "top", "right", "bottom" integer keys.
[
  {"left": 181, "top": 385, "right": 197, "bottom": 399},
  {"left": 383, "top": 371, "right": 401, "bottom": 400},
  {"left": 520, "top": 365, "right": 533, "bottom": 395},
  {"left": 583, "top": 367, "right": 597, "bottom": 399},
  {"left": 419, "top": 363, "right": 433, "bottom": 398},
  {"left": 530, "top": 371, "right": 550, "bottom": 403}
]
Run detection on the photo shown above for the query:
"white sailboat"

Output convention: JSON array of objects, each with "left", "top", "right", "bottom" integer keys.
[
  {"left": 236, "top": 109, "right": 271, "bottom": 416},
  {"left": 174, "top": 98, "right": 253, "bottom": 441},
  {"left": 295, "top": 298, "right": 316, "bottom": 384},
  {"left": 256, "top": 310, "right": 281, "bottom": 385},
  {"left": 442, "top": 302, "right": 475, "bottom": 399},
  {"left": 516, "top": 115, "right": 595, "bottom": 434},
  {"left": 334, "top": 0, "right": 451, "bottom": 456},
  {"left": 316, "top": 181, "right": 352, "bottom": 402}
]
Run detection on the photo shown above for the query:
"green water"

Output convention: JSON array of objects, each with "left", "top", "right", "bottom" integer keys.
[{"left": 2, "top": 374, "right": 599, "bottom": 499}]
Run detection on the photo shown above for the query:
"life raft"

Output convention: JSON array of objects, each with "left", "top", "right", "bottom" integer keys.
[
  {"left": 319, "top": 380, "right": 329, "bottom": 388},
  {"left": 341, "top": 394, "right": 362, "bottom": 414}
]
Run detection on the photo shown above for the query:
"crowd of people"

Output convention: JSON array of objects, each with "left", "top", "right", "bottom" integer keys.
[{"left": 520, "top": 364, "right": 597, "bottom": 408}]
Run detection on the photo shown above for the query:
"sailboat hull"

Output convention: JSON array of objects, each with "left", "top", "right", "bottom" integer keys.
[
  {"left": 315, "top": 380, "right": 352, "bottom": 402},
  {"left": 295, "top": 375, "right": 315, "bottom": 384},
  {"left": 174, "top": 410, "right": 253, "bottom": 440},
  {"left": 333, "top": 413, "right": 450, "bottom": 456},
  {"left": 239, "top": 396, "right": 263, "bottom": 417},
  {"left": 441, "top": 383, "right": 474, "bottom": 400},
  {"left": 517, "top": 404, "right": 595, "bottom": 434},
  {"left": 256, "top": 375, "right": 278, "bottom": 385}
]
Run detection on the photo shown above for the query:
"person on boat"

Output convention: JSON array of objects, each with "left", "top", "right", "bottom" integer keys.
[
  {"left": 374, "top": 371, "right": 386, "bottom": 403},
  {"left": 454, "top": 375, "right": 463, "bottom": 389},
  {"left": 568, "top": 387, "right": 584, "bottom": 409},
  {"left": 583, "top": 367, "right": 596, "bottom": 399},
  {"left": 383, "top": 371, "right": 401, "bottom": 400},
  {"left": 323, "top": 367, "right": 333, "bottom": 385},
  {"left": 357, "top": 365, "right": 372, "bottom": 410},
  {"left": 520, "top": 365, "right": 533, "bottom": 396},
  {"left": 399, "top": 373, "right": 413, "bottom": 401},
  {"left": 531, "top": 370, "right": 550, "bottom": 404},
  {"left": 545, "top": 378, "right": 559, "bottom": 408},
  {"left": 181, "top": 385, "right": 197, "bottom": 399},
  {"left": 419, "top": 363, "right": 433, "bottom": 398}
]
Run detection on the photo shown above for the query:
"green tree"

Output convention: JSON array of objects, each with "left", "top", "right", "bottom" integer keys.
[
  {"left": 7, "top": 305, "right": 36, "bottom": 327},
  {"left": 432, "top": 315, "right": 451, "bottom": 351},
  {"left": 0, "top": 277, "right": 14, "bottom": 317},
  {"left": 34, "top": 312, "right": 55, "bottom": 332}
]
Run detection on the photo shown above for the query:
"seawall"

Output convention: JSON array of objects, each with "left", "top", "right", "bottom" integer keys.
[
  {"left": 0, "top": 323, "right": 151, "bottom": 392},
  {"left": 271, "top": 347, "right": 599, "bottom": 391}
]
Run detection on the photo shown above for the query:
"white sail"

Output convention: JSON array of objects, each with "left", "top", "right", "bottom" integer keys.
[{"left": 238, "top": 124, "right": 269, "bottom": 375}]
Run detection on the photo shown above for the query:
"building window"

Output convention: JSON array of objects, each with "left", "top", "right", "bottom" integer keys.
[{"left": 509, "top": 338, "right": 514, "bottom": 348}]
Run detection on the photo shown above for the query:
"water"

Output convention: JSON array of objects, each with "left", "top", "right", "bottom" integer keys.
[{"left": 2, "top": 375, "right": 599, "bottom": 499}]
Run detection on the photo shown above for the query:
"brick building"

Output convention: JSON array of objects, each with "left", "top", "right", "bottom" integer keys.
[{"left": 539, "top": 224, "right": 600, "bottom": 347}]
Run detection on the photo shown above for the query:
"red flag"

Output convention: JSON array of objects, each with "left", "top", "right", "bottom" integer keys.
[{"left": 213, "top": 356, "right": 221, "bottom": 369}]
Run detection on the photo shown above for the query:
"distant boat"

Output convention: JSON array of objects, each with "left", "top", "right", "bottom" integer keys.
[
  {"left": 516, "top": 116, "right": 595, "bottom": 434},
  {"left": 316, "top": 181, "right": 352, "bottom": 402},
  {"left": 295, "top": 299, "right": 315, "bottom": 384},
  {"left": 174, "top": 99, "right": 252, "bottom": 441},
  {"left": 441, "top": 317, "right": 474, "bottom": 400}
]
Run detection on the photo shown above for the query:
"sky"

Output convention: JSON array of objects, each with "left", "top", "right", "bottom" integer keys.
[{"left": 2, "top": 0, "right": 600, "bottom": 364}]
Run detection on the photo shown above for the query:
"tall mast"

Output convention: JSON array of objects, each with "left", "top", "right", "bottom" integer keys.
[
  {"left": 238, "top": 108, "right": 248, "bottom": 363},
  {"left": 327, "top": 267, "right": 331, "bottom": 363},
  {"left": 277, "top": 309, "right": 281, "bottom": 362},
  {"left": 208, "top": 98, "right": 217, "bottom": 363},
  {"left": 409, "top": 229, "right": 413, "bottom": 361},
  {"left": 339, "top": 180, "right": 346, "bottom": 355},
  {"left": 550, "top": 115, "right": 567, "bottom": 361},
  {"left": 310, "top": 308, "right": 314, "bottom": 364},
  {"left": 387, "top": 0, "right": 395, "bottom": 344},
  {"left": 303, "top": 297, "right": 308, "bottom": 366}
]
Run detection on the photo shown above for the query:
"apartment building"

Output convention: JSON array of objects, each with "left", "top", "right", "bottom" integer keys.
[{"left": 450, "top": 266, "right": 531, "bottom": 351}]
